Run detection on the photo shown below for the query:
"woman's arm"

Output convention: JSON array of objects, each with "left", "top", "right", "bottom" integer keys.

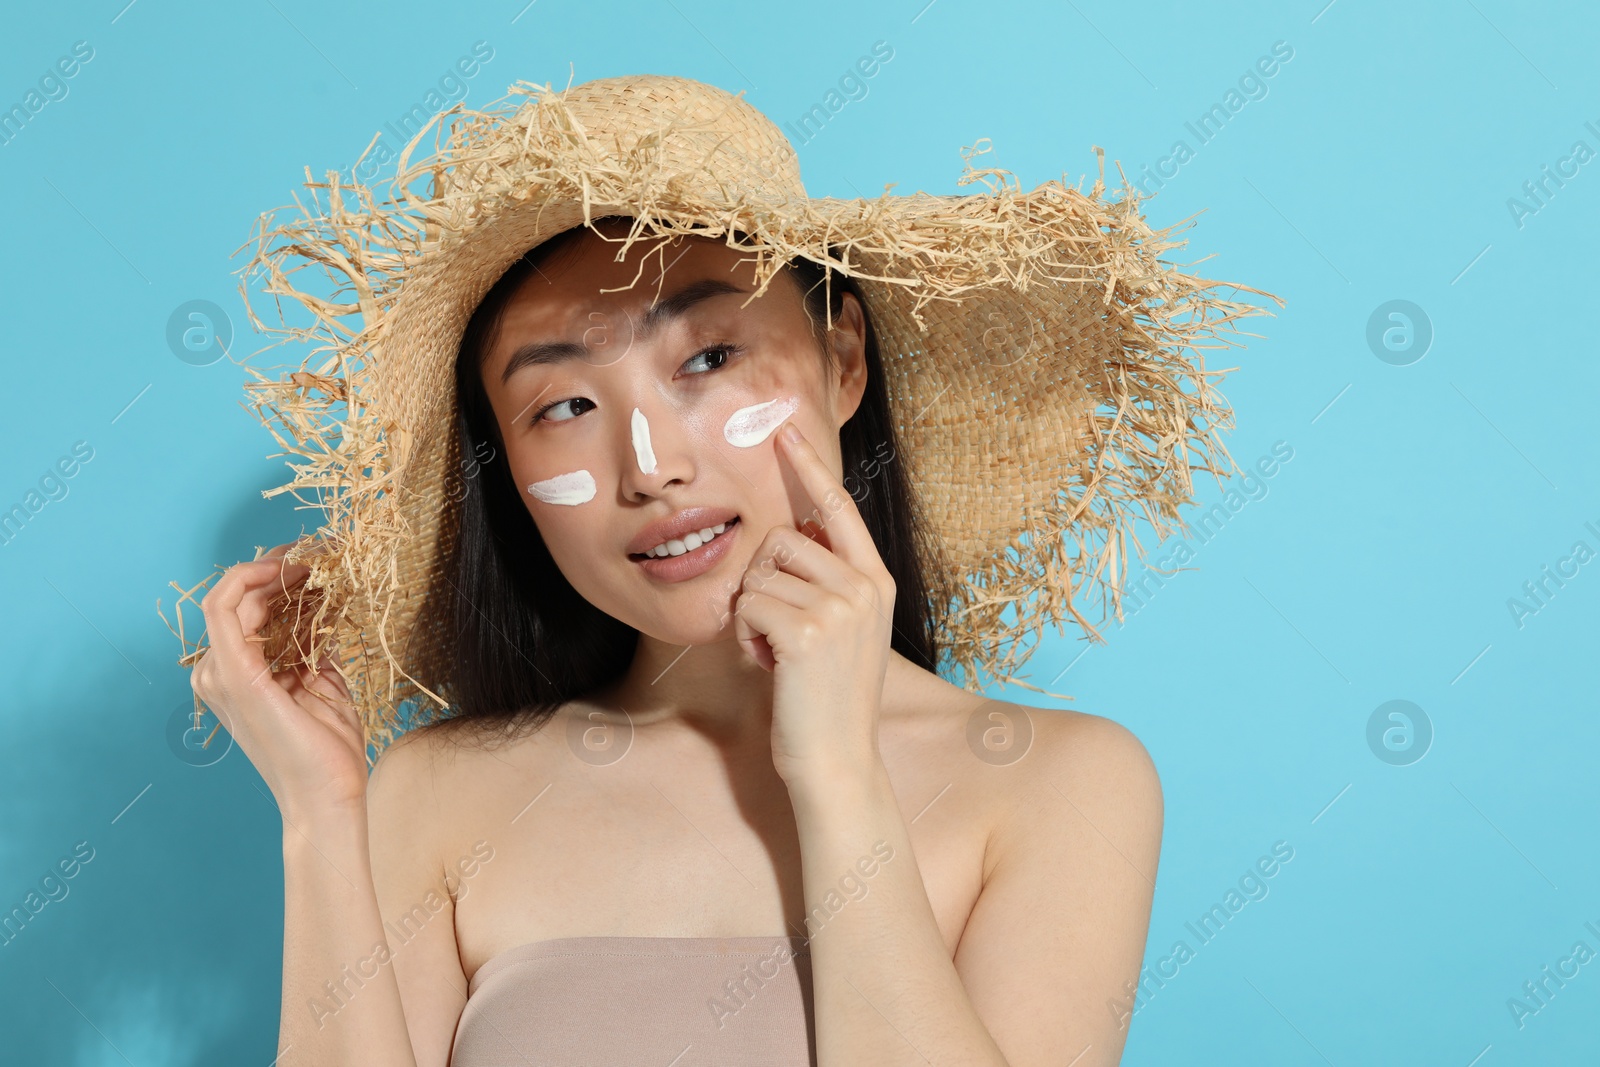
[
  {"left": 279, "top": 730, "right": 469, "bottom": 1067},
  {"left": 735, "top": 424, "right": 1160, "bottom": 1063},
  {"left": 788, "top": 757, "right": 1009, "bottom": 1066},
  {"left": 188, "top": 545, "right": 458, "bottom": 1065},
  {"left": 952, "top": 711, "right": 1163, "bottom": 1065},
  {"left": 789, "top": 709, "right": 1162, "bottom": 1067},
  {"left": 279, "top": 804, "right": 420, "bottom": 1065}
]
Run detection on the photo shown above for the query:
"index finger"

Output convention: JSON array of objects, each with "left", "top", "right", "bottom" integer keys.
[
  {"left": 202, "top": 547, "right": 312, "bottom": 667},
  {"left": 773, "top": 420, "right": 881, "bottom": 573},
  {"left": 200, "top": 558, "right": 291, "bottom": 676},
  {"left": 256, "top": 535, "right": 318, "bottom": 563}
]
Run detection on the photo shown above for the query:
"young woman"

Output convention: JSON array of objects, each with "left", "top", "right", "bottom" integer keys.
[{"left": 185, "top": 72, "right": 1263, "bottom": 1067}]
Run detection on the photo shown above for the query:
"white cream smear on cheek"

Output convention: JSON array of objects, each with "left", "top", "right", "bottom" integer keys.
[
  {"left": 723, "top": 395, "right": 800, "bottom": 447},
  {"left": 526, "top": 469, "right": 596, "bottom": 506},
  {"left": 631, "top": 407, "right": 657, "bottom": 474}
]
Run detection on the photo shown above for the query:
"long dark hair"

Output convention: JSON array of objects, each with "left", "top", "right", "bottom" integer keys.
[{"left": 427, "top": 216, "right": 936, "bottom": 745}]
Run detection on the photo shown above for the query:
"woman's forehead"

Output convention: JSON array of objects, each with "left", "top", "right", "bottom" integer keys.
[
  {"left": 499, "top": 236, "right": 780, "bottom": 338},
  {"left": 530, "top": 229, "right": 761, "bottom": 303}
]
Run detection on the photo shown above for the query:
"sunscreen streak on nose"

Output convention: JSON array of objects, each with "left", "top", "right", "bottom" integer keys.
[
  {"left": 631, "top": 407, "right": 657, "bottom": 474},
  {"left": 527, "top": 469, "right": 596, "bottom": 505},
  {"left": 724, "top": 396, "right": 799, "bottom": 447}
]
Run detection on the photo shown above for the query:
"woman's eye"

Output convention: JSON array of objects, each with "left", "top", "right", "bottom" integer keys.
[
  {"left": 529, "top": 344, "right": 741, "bottom": 426},
  {"left": 533, "top": 397, "right": 594, "bottom": 425},
  {"left": 682, "top": 342, "right": 742, "bottom": 375}
]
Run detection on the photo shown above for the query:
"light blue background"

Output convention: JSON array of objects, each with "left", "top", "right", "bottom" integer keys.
[{"left": 2, "top": 1, "right": 1595, "bottom": 1063}]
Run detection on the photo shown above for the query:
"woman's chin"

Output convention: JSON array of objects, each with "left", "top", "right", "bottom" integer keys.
[{"left": 633, "top": 611, "right": 739, "bottom": 650}]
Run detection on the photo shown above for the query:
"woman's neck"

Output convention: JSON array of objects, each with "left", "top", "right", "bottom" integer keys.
[
  {"left": 588, "top": 634, "right": 923, "bottom": 764},
  {"left": 597, "top": 632, "right": 778, "bottom": 747}
]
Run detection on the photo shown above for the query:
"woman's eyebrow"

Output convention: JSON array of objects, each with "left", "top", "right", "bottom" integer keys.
[{"left": 499, "top": 277, "right": 748, "bottom": 384}]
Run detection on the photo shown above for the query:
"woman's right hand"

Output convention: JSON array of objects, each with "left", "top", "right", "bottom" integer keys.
[{"left": 190, "top": 539, "right": 369, "bottom": 825}]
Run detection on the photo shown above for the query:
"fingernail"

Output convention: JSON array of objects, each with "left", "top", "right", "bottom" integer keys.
[{"left": 781, "top": 422, "right": 801, "bottom": 443}]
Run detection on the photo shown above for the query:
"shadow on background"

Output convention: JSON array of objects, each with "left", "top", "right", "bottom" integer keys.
[{"left": 2, "top": 483, "right": 311, "bottom": 1063}]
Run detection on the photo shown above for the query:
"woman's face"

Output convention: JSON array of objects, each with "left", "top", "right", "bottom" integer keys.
[{"left": 478, "top": 226, "right": 868, "bottom": 644}]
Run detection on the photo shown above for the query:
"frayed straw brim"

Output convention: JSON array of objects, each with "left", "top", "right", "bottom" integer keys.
[{"left": 160, "top": 73, "right": 1281, "bottom": 756}]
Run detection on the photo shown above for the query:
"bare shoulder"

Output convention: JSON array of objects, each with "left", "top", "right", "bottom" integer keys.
[
  {"left": 981, "top": 699, "right": 1163, "bottom": 816},
  {"left": 1017, "top": 703, "right": 1162, "bottom": 798},
  {"left": 883, "top": 660, "right": 1162, "bottom": 856},
  {"left": 368, "top": 710, "right": 578, "bottom": 836},
  {"left": 368, "top": 720, "right": 461, "bottom": 812},
  {"left": 974, "top": 701, "right": 1164, "bottom": 880},
  {"left": 365, "top": 725, "right": 459, "bottom": 869},
  {"left": 936, "top": 699, "right": 1165, "bottom": 1063},
  {"left": 366, "top": 718, "right": 514, "bottom": 846},
  {"left": 885, "top": 659, "right": 1160, "bottom": 804}
]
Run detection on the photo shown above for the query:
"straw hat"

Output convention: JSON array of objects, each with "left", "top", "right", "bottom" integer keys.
[{"left": 162, "top": 72, "right": 1279, "bottom": 752}]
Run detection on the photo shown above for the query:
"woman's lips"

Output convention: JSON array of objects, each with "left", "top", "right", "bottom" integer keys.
[{"left": 630, "top": 516, "right": 741, "bottom": 583}]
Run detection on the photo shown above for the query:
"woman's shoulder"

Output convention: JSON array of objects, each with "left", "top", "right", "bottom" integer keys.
[
  {"left": 1019, "top": 701, "right": 1160, "bottom": 787},
  {"left": 892, "top": 657, "right": 1155, "bottom": 755},
  {"left": 885, "top": 661, "right": 1162, "bottom": 820},
  {"left": 367, "top": 708, "right": 570, "bottom": 807}
]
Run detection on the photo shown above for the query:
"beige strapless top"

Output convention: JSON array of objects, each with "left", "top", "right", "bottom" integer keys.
[{"left": 450, "top": 934, "right": 815, "bottom": 1066}]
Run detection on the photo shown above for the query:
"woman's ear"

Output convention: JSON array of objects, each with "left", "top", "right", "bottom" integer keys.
[{"left": 829, "top": 291, "right": 869, "bottom": 430}]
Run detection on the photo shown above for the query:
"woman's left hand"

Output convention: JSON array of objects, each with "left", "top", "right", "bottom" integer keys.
[{"left": 732, "top": 420, "right": 896, "bottom": 790}]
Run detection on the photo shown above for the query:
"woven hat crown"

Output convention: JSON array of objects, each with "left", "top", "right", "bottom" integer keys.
[{"left": 451, "top": 75, "right": 810, "bottom": 202}]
